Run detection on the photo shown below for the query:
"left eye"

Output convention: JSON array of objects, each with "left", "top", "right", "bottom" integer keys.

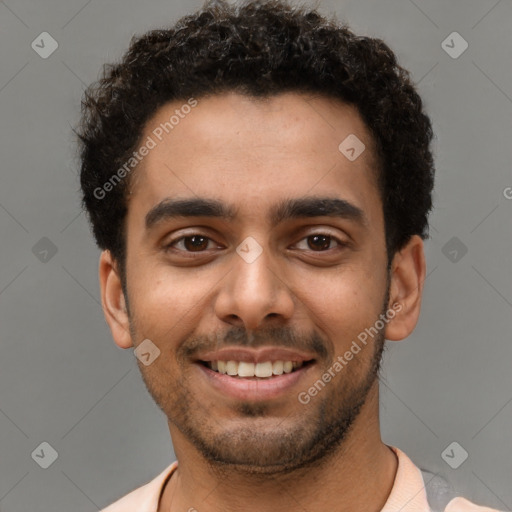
[{"left": 294, "top": 234, "right": 344, "bottom": 251}]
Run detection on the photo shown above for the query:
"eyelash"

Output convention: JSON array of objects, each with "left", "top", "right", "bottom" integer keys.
[{"left": 164, "top": 232, "right": 347, "bottom": 255}]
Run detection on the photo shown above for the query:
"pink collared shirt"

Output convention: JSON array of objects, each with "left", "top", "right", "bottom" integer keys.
[{"left": 101, "top": 446, "right": 501, "bottom": 511}]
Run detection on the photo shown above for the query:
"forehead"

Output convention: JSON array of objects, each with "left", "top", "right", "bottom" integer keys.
[{"left": 128, "top": 91, "right": 382, "bottom": 229}]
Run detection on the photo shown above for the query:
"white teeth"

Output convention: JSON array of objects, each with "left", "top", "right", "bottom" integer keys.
[
  {"left": 238, "top": 361, "right": 255, "bottom": 377},
  {"left": 272, "top": 360, "right": 284, "bottom": 375},
  {"left": 205, "top": 359, "right": 305, "bottom": 377},
  {"left": 255, "top": 361, "right": 273, "bottom": 378},
  {"left": 226, "top": 361, "right": 238, "bottom": 376}
]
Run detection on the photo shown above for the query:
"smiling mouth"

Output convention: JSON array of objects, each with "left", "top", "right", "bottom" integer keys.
[{"left": 198, "top": 359, "right": 316, "bottom": 378}]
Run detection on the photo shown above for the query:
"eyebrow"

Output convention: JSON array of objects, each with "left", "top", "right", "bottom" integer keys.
[{"left": 145, "top": 196, "right": 367, "bottom": 230}]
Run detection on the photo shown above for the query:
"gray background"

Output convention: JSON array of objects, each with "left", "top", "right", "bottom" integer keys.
[{"left": 0, "top": 0, "right": 511, "bottom": 510}]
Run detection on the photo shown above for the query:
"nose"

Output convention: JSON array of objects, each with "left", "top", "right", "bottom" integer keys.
[{"left": 214, "top": 241, "right": 295, "bottom": 332}]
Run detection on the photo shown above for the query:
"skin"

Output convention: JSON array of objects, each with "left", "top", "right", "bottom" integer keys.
[{"left": 99, "top": 91, "right": 426, "bottom": 512}]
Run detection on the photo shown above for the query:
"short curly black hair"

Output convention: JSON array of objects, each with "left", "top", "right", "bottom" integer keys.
[{"left": 77, "top": 0, "right": 435, "bottom": 282}]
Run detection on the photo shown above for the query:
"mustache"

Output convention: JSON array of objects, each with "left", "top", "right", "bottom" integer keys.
[{"left": 179, "top": 325, "right": 330, "bottom": 361}]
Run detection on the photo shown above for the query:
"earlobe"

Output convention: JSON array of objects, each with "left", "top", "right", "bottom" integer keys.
[
  {"left": 384, "top": 235, "right": 426, "bottom": 342},
  {"left": 99, "top": 250, "right": 133, "bottom": 349}
]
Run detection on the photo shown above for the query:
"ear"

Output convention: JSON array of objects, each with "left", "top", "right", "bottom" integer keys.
[
  {"left": 384, "top": 235, "right": 426, "bottom": 341},
  {"left": 99, "top": 250, "right": 133, "bottom": 349}
]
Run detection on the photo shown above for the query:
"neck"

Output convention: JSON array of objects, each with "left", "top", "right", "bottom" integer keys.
[{"left": 158, "top": 382, "right": 397, "bottom": 512}]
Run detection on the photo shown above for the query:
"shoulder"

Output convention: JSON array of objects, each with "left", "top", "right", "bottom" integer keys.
[
  {"left": 414, "top": 457, "right": 502, "bottom": 512},
  {"left": 100, "top": 461, "right": 178, "bottom": 512},
  {"left": 445, "top": 496, "right": 505, "bottom": 512}
]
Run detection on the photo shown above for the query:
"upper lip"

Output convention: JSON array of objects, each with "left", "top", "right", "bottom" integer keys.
[{"left": 195, "top": 347, "right": 316, "bottom": 364}]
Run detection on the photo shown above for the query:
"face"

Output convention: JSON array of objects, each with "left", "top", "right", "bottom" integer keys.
[{"left": 105, "top": 92, "right": 400, "bottom": 474}]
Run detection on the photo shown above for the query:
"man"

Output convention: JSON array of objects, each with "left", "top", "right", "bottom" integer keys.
[{"left": 76, "top": 0, "right": 502, "bottom": 510}]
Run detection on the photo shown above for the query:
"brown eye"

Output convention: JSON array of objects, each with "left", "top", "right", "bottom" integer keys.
[
  {"left": 293, "top": 232, "right": 347, "bottom": 253},
  {"left": 307, "top": 234, "right": 333, "bottom": 251},
  {"left": 187, "top": 236, "right": 209, "bottom": 251},
  {"left": 169, "top": 235, "right": 213, "bottom": 252}
]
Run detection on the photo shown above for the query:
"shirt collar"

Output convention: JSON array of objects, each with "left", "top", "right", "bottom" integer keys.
[
  {"left": 381, "top": 445, "right": 431, "bottom": 511},
  {"left": 123, "top": 445, "right": 430, "bottom": 512}
]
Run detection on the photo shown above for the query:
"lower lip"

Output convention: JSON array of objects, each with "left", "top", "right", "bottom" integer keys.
[{"left": 195, "top": 362, "right": 315, "bottom": 401}]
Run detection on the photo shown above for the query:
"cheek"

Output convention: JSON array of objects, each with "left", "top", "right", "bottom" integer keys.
[
  {"left": 130, "top": 274, "right": 172, "bottom": 314},
  {"left": 129, "top": 250, "right": 195, "bottom": 309},
  {"left": 127, "top": 261, "right": 217, "bottom": 351},
  {"left": 297, "top": 268, "right": 384, "bottom": 344}
]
